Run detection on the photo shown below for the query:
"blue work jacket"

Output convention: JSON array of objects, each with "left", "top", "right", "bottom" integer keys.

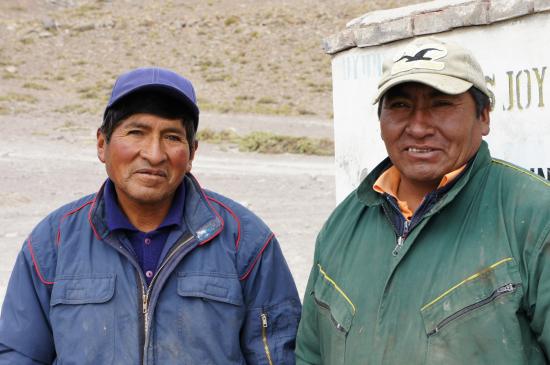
[{"left": 0, "top": 174, "right": 301, "bottom": 364}]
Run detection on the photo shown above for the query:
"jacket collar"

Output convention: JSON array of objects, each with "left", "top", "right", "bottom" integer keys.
[
  {"left": 356, "top": 140, "right": 492, "bottom": 209},
  {"left": 103, "top": 178, "right": 186, "bottom": 232},
  {"left": 89, "top": 173, "right": 223, "bottom": 244}
]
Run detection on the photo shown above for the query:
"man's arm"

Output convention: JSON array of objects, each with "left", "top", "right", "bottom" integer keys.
[
  {"left": 0, "top": 241, "right": 56, "bottom": 364},
  {"left": 527, "top": 227, "right": 550, "bottom": 356},
  {"left": 239, "top": 234, "right": 301, "bottom": 365},
  {"left": 0, "top": 344, "right": 49, "bottom": 365},
  {"left": 295, "top": 258, "right": 321, "bottom": 365}
]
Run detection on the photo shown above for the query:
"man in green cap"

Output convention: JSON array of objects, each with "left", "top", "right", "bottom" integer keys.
[{"left": 296, "top": 37, "right": 550, "bottom": 364}]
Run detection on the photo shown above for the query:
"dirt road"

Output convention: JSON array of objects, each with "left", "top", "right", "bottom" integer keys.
[{"left": 0, "top": 111, "right": 335, "bottom": 307}]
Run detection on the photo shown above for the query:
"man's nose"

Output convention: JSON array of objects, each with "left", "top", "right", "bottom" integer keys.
[
  {"left": 140, "top": 137, "right": 166, "bottom": 165},
  {"left": 405, "top": 107, "right": 435, "bottom": 138}
]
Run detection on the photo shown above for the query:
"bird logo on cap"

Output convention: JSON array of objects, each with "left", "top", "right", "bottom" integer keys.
[{"left": 391, "top": 43, "right": 448, "bottom": 75}]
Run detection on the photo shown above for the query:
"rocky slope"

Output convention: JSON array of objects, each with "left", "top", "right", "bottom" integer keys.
[{"left": 0, "top": 0, "right": 422, "bottom": 120}]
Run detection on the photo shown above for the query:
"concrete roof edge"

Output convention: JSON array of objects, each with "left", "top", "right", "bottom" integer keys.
[{"left": 324, "top": 0, "right": 547, "bottom": 55}]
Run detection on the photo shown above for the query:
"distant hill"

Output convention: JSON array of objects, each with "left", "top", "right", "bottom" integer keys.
[{"left": 0, "top": 0, "right": 423, "bottom": 119}]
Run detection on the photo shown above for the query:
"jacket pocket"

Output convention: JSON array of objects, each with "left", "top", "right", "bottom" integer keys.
[
  {"left": 156, "top": 273, "right": 246, "bottom": 364},
  {"left": 50, "top": 274, "right": 116, "bottom": 365},
  {"left": 177, "top": 272, "right": 243, "bottom": 306},
  {"left": 311, "top": 264, "right": 355, "bottom": 365},
  {"left": 421, "top": 258, "right": 524, "bottom": 365}
]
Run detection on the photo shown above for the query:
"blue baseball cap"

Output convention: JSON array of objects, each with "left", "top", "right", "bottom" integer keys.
[{"left": 104, "top": 67, "right": 200, "bottom": 129}]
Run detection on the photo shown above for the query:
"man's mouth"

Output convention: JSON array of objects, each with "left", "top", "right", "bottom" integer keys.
[
  {"left": 407, "top": 147, "right": 435, "bottom": 153},
  {"left": 135, "top": 168, "right": 167, "bottom": 177}
]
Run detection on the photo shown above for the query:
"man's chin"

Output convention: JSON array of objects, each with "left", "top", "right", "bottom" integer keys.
[
  {"left": 133, "top": 173, "right": 168, "bottom": 186},
  {"left": 125, "top": 187, "right": 173, "bottom": 206},
  {"left": 401, "top": 168, "right": 444, "bottom": 187}
]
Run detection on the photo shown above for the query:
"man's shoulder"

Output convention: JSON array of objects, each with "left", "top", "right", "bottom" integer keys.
[
  {"left": 316, "top": 187, "right": 367, "bottom": 245},
  {"left": 201, "top": 190, "right": 278, "bottom": 281},
  {"left": 488, "top": 159, "right": 550, "bottom": 197},
  {"left": 202, "top": 189, "right": 272, "bottom": 239},
  {"left": 19, "top": 193, "right": 98, "bottom": 279},
  {"left": 28, "top": 193, "right": 97, "bottom": 246},
  {"left": 331, "top": 186, "right": 367, "bottom": 218},
  {"left": 38, "top": 194, "right": 98, "bottom": 230},
  {"left": 483, "top": 159, "right": 549, "bottom": 233}
]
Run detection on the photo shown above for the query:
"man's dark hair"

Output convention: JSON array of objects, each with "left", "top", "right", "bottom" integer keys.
[
  {"left": 468, "top": 87, "right": 491, "bottom": 118},
  {"left": 101, "top": 89, "right": 196, "bottom": 151},
  {"left": 377, "top": 86, "right": 491, "bottom": 119}
]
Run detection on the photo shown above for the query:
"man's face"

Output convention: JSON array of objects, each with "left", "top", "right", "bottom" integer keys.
[
  {"left": 97, "top": 113, "right": 194, "bottom": 209},
  {"left": 379, "top": 82, "right": 490, "bottom": 189}
]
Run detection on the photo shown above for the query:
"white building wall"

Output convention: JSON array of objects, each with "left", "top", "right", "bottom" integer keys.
[{"left": 331, "top": 10, "right": 550, "bottom": 202}]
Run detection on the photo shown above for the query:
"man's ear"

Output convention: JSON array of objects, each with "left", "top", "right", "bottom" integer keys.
[
  {"left": 186, "top": 140, "right": 198, "bottom": 172},
  {"left": 479, "top": 106, "right": 491, "bottom": 136},
  {"left": 185, "top": 140, "right": 199, "bottom": 172},
  {"left": 97, "top": 128, "right": 106, "bottom": 163}
]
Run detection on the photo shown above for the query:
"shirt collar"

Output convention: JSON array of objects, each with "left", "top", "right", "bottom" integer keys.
[
  {"left": 372, "top": 166, "right": 413, "bottom": 219},
  {"left": 104, "top": 179, "right": 185, "bottom": 232},
  {"left": 373, "top": 165, "right": 467, "bottom": 197},
  {"left": 161, "top": 182, "right": 186, "bottom": 228},
  {"left": 372, "top": 165, "right": 467, "bottom": 220}
]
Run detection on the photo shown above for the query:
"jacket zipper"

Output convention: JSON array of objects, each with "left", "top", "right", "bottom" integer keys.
[
  {"left": 427, "top": 283, "right": 520, "bottom": 337},
  {"left": 382, "top": 194, "right": 411, "bottom": 257},
  {"left": 392, "top": 220, "right": 410, "bottom": 256},
  {"left": 312, "top": 296, "right": 347, "bottom": 333},
  {"left": 106, "top": 242, "right": 148, "bottom": 365},
  {"left": 141, "top": 233, "right": 195, "bottom": 363},
  {"left": 261, "top": 312, "right": 274, "bottom": 365}
]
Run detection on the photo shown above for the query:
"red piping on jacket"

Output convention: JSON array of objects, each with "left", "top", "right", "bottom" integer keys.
[
  {"left": 56, "top": 200, "right": 95, "bottom": 246},
  {"left": 87, "top": 197, "right": 101, "bottom": 241},
  {"left": 28, "top": 236, "right": 54, "bottom": 285},
  {"left": 206, "top": 196, "right": 241, "bottom": 250},
  {"left": 239, "top": 233, "right": 274, "bottom": 281},
  {"left": 195, "top": 184, "right": 224, "bottom": 246}
]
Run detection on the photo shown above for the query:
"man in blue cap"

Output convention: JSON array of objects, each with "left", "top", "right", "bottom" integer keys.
[{"left": 0, "top": 67, "right": 301, "bottom": 364}]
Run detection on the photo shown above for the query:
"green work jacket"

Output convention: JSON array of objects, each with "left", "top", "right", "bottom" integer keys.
[{"left": 296, "top": 142, "right": 550, "bottom": 364}]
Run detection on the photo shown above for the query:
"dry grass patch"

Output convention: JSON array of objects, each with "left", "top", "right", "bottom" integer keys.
[
  {"left": 198, "top": 128, "right": 334, "bottom": 155},
  {"left": 240, "top": 131, "right": 333, "bottom": 155},
  {"left": 0, "top": 93, "right": 38, "bottom": 104},
  {"left": 54, "top": 104, "right": 95, "bottom": 115},
  {"left": 23, "top": 82, "right": 49, "bottom": 90}
]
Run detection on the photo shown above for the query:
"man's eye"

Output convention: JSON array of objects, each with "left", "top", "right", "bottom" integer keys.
[
  {"left": 388, "top": 101, "right": 410, "bottom": 109},
  {"left": 127, "top": 129, "right": 143, "bottom": 135},
  {"left": 166, "top": 135, "right": 183, "bottom": 142},
  {"left": 433, "top": 99, "right": 453, "bottom": 107}
]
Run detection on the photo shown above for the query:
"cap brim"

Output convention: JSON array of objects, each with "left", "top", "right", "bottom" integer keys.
[
  {"left": 104, "top": 84, "right": 200, "bottom": 129},
  {"left": 372, "top": 73, "right": 473, "bottom": 104}
]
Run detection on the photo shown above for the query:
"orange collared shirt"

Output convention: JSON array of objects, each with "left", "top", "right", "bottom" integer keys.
[{"left": 373, "top": 165, "right": 466, "bottom": 220}]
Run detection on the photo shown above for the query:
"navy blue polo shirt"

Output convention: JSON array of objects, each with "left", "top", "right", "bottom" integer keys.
[{"left": 104, "top": 179, "right": 185, "bottom": 285}]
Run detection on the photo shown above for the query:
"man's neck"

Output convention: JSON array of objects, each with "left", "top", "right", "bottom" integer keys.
[
  {"left": 117, "top": 197, "right": 172, "bottom": 232},
  {"left": 396, "top": 178, "right": 438, "bottom": 213}
]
